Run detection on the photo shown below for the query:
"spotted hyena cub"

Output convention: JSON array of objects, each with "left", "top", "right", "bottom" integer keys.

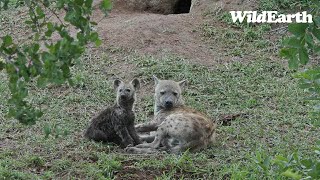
[
  {"left": 84, "top": 79, "right": 142, "bottom": 148},
  {"left": 126, "top": 76, "right": 216, "bottom": 154}
]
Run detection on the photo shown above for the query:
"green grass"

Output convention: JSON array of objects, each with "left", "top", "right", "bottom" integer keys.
[
  {"left": 1, "top": 49, "right": 319, "bottom": 178},
  {"left": 1, "top": 1, "right": 319, "bottom": 179},
  {"left": 258, "top": 0, "right": 311, "bottom": 11}
]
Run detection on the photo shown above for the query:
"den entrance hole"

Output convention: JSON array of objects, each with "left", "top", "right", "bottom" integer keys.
[{"left": 173, "top": 0, "right": 192, "bottom": 14}]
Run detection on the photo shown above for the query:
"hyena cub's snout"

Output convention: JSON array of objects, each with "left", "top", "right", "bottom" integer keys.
[{"left": 119, "top": 89, "right": 132, "bottom": 100}]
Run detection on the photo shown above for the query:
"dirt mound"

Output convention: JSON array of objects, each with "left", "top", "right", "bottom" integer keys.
[{"left": 92, "top": 0, "right": 259, "bottom": 66}]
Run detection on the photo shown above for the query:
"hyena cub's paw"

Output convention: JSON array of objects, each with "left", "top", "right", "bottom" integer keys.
[
  {"left": 134, "top": 123, "right": 144, "bottom": 132},
  {"left": 125, "top": 146, "right": 139, "bottom": 153},
  {"left": 134, "top": 139, "right": 142, "bottom": 145},
  {"left": 126, "top": 144, "right": 133, "bottom": 148}
]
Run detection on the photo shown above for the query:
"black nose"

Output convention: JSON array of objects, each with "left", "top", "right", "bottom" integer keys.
[{"left": 165, "top": 101, "right": 173, "bottom": 108}]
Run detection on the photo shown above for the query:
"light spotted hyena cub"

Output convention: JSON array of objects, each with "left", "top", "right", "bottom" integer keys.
[
  {"left": 126, "top": 76, "right": 217, "bottom": 154},
  {"left": 84, "top": 79, "right": 142, "bottom": 148}
]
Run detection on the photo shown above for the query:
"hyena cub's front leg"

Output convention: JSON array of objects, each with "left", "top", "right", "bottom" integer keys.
[
  {"left": 127, "top": 123, "right": 142, "bottom": 145},
  {"left": 135, "top": 121, "right": 158, "bottom": 132},
  {"left": 114, "top": 123, "right": 134, "bottom": 148},
  {"left": 135, "top": 121, "right": 159, "bottom": 143},
  {"left": 126, "top": 123, "right": 168, "bottom": 154},
  {"left": 125, "top": 147, "right": 160, "bottom": 154}
]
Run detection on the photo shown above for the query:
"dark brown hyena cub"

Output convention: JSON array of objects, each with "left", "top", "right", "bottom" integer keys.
[{"left": 84, "top": 79, "right": 142, "bottom": 148}]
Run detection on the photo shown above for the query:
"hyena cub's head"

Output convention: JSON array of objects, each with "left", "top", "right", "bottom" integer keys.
[
  {"left": 114, "top": 79, "right": 140, "bottom": 107},
  {"left": 153, "top": 75, "right": 186, "bottom": 111}
]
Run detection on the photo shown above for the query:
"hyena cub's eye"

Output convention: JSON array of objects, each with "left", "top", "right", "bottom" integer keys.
[
  {"left": 125, "top": 89, "right": 131, "bottom": 92},
  {"left": 173, "top": 92, "right": 178, "bottom": 96},
  {"left": 160, "top": 91, "right": 165, "bottom": 95}
]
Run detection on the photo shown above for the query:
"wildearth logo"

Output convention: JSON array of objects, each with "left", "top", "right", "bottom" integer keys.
[{"left": 230, "top": 11, "right": 313, "bottom": 23}]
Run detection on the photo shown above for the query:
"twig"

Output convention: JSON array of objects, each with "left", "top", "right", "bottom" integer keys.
[
  {"left": 36, "top": 0, "right": 65, "bottom": 27},
  {"left": 0, "top": 52, "right": 11, "bottom": 63},
  {"left": 268, "top": 26, "right": 288, "bottom": 34}
]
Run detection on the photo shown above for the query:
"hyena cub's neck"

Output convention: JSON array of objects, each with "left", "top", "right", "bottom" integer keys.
[{"left": 116, "top": 97, "right": 135, "bottom": 111}]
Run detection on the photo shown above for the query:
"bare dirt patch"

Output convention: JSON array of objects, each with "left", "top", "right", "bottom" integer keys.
[{"left": 90, "top": 0, "right": 260, "bottom": 67}]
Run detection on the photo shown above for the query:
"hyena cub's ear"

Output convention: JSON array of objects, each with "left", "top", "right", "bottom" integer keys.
[
  {"left": 178, "top": 79, "right": 187, "bottom": 89},
  {"left": 131, "top": 79, "right": 140, "bottom": 90},
  {"left": 152, "top": 75, "right": 160, "bottom": 85},
  {"left": 113, "top": 79, "right": 123, "bottom": 90}
]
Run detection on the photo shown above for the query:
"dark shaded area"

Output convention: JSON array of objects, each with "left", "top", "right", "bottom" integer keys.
[
  {"left": 173, "top": 0, "right": 191, "bottom": 14},
  {"left": 220, "top": 113, "right": 248, "bottom": 126}
]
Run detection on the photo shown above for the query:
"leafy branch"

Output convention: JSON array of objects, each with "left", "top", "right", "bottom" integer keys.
[
  {"left": 0, "top": 0, "right": 112, "bottom": 125},
  {"left": 280, "top": 0, "right": 320, "bottom": 126}
]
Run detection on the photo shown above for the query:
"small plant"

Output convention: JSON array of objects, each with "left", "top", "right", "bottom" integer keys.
[
  {"left": 251, "top": 142, "right": 320, "bottom": 179},
  {"left": 97, "top": 154, "right": 122, "bottom": 179},
  {"left": 27, "top": 155, "right": 45, "bottom": 167},
  {"left": 259, "top": 0, "right": 311, "bottom": 11},
  {"left": 43, "top": 123, "right": 69, "bottom": 138},
  {"left": 51, "top": 159, "right": 72, "bottom": 172}
]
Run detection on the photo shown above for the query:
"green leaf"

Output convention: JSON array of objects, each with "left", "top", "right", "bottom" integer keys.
[
  {"left": 90, "top": 21, "right": 97, "bottom": 26},
  {"left": 90, "top": 32, "right": 99, "bottom": 41},
  {"left": 37, "top": 77, "right": 47, "bottom": 88},
  {"left": 0, "top": 61, "right": 5, "bottom": 71},
  {"left": 95, "top": 38, "right": 102, "bottom": 46},
  {"left": 2, "top": 35, "right": 13, "bottom": 47},
  {"left": 281, "top": 169, "right": 302, "bottom": 180},
  {"left": 75, "top": 0, "right": 84, "bottom": 6},
  {"left": 36, "top": 6, "right": 45, "bottom": 19},
  {"left": 284, "top": 37, "right": 302, "bottom": 48},
  {"left": 43, "top": 0, "right": 50, "bottom": 7},
  {"left": 312, "top": 28, "right": 320, "bottom": 41},
  {"left": 263, "top": 156, "right": 271, "bottom": 169},
  {"left": 279, "top": 48, "right": 290, "bottom": 58},
  {"left": 305, "top": 33, "right": 314, "bottom": 47},
  {"left": 288, "top": 23, "right": 308, "bottom": 37},
  {"left": 64, "top": 11, "right": 76, "bottom": 22},
  {"left": 308, "top": 162, "right": 320, "bottom": 178},
  {"left": 288, "top": 54, "right": 299, "bottom": 69},
  {"left": 315, "top": 46, "right": 320, "bottom": 54},
  {"left": 47, "top": 22, "right": 54, "bottom": 30},
  {"left": 299, "top": 81, "right": 312, "bottom": 89},
  {"left": 68, "top": 78, "right": 75, "bottom": 86},
  {"left": 299, "top": 47, "right": 309, "bottom": 65},
  {"left": 8, "top": 107, "right": 16, "bottom": 118},
  {"left": 1, "top": 0, "right": 9, "bottom": 10},
  {"left": 25, "top": 20, "right": 33, "bottom": 25},
  {"left": 315, "top": 17, "right": 320, "bottom": 27},
  {"left": 280, "top": 48, "right": 297, "bottom": 63},
  {"left": 25, "top": 0, "right": 31, "bottom": 6},
  {"left": 301, "top": 159, "right": 313, "bottom": 169},
  {"left": 85, "top": 0, "right": 93, "bottom": 8},
  {"left": 274, "top": 155, "right": 288, "bottom": 162},
  {"left": 100, "top": 0, "right": 112, "bottom": 11},
  {"left": 43, "top": 123, "right": 51, "bottom": 139}
]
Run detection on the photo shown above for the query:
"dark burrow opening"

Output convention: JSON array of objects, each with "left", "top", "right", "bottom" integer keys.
[{"left": 173, "top": 0, "right": 192, "bottom": 14}]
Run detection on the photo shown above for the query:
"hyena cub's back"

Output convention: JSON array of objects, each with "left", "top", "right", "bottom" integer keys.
[
  {"left": 129, "top": 76, "right": 216, "bottom": 154},
  {"left": 84, "top": 79, "right": 141, "bottom": 148}
]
